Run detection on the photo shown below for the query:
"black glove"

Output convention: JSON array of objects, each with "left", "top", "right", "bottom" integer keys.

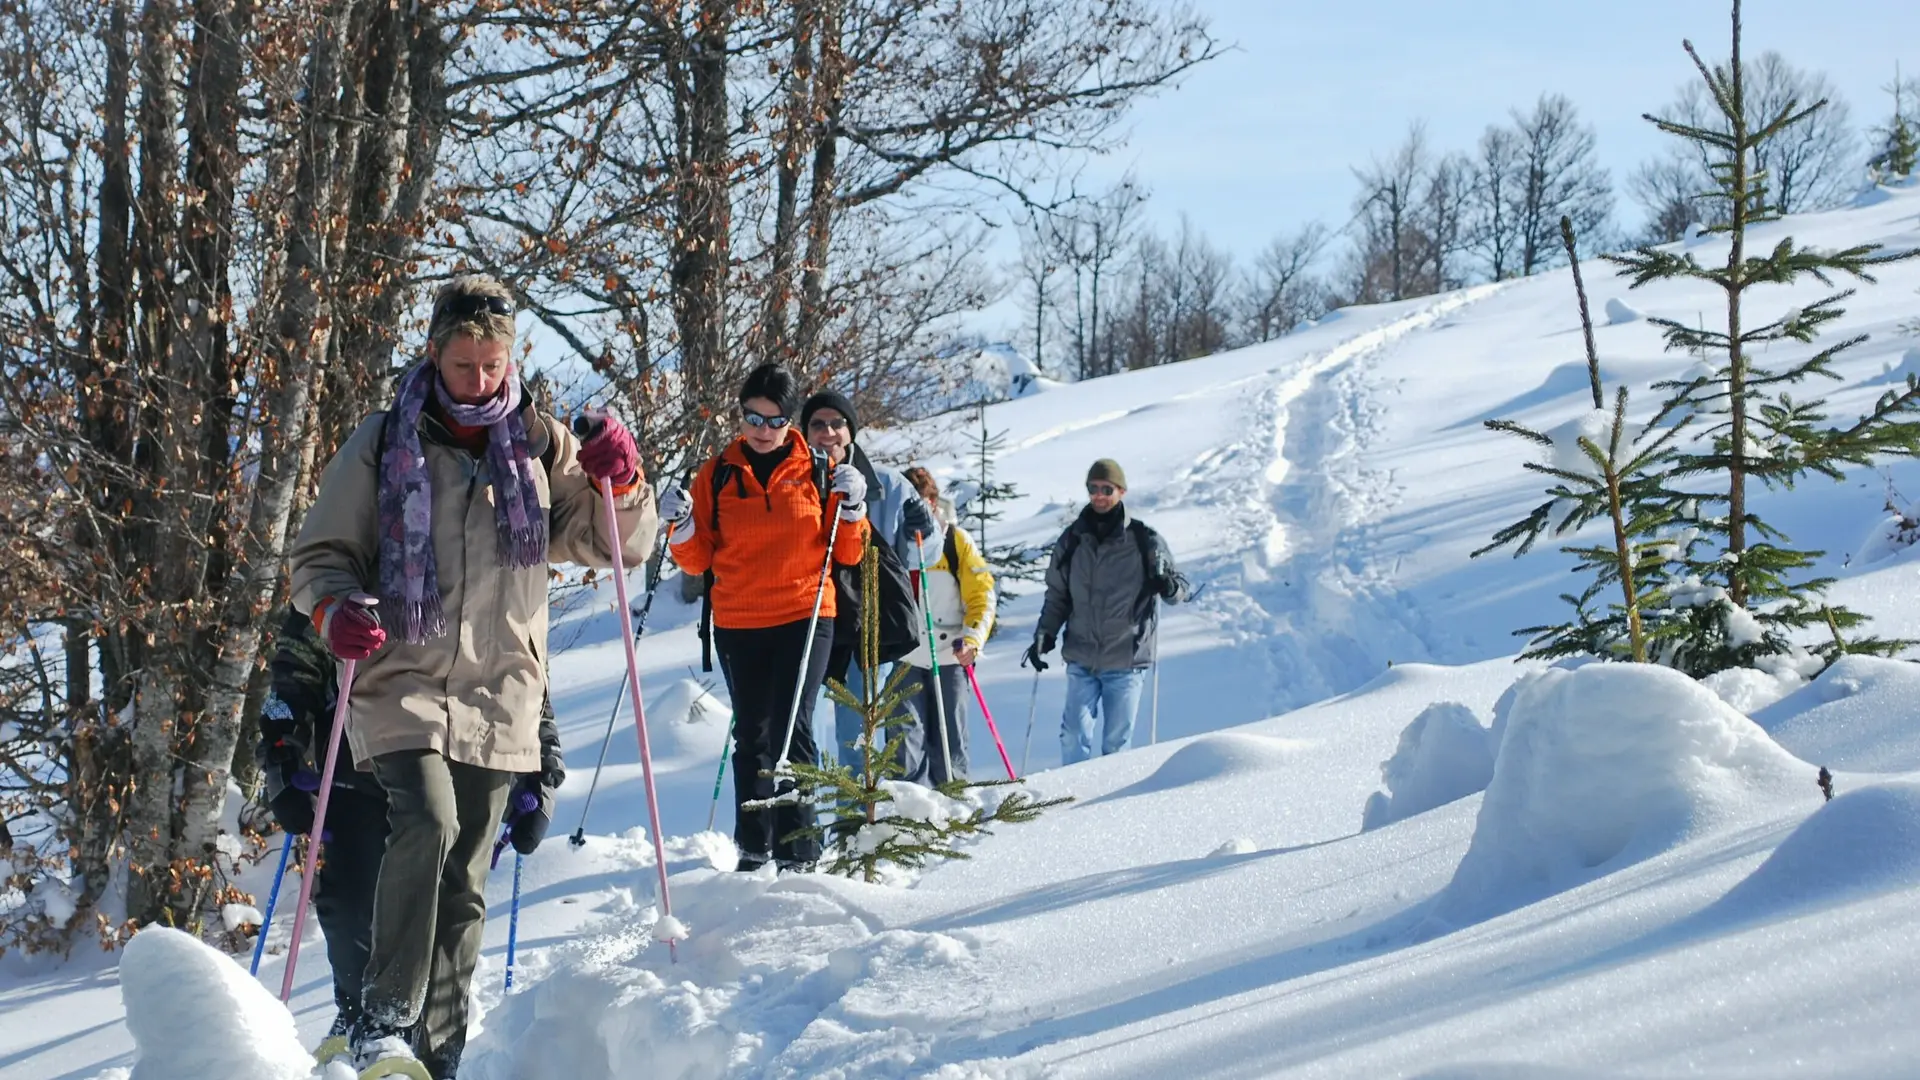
[
  {"left": 1022, "top": 634, "right": 1054, "bottom": 672},
  {"left": 536, "top": 716, "right": 566, "bottom": 792},
  {"left": 504, "top": 776, "right": 553, "bottom": 856},
  {"left": 1159, "top": 571, "right": 1190, "bottom": 602},
  {"left": 267, "top": 764, "right": 320, "bottom": 836}
]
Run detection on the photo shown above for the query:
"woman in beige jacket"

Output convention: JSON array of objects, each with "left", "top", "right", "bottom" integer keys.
[{"left": 290, "top": 275, "right": 655, "bottom": 1077}]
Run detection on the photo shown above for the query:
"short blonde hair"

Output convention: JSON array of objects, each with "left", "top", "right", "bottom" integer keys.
[{"left": 428, "top": 274, "right": 516, "bottom": 352}]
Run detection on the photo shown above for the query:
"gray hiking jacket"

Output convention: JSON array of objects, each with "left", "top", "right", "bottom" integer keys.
[{"left": 1036, "top": 504, "right": 1182, "bottom": 672}]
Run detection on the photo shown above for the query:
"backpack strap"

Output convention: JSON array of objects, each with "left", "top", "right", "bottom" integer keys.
[
  {"left": 1129, "top": 520, "right": 1161, "bottom": 601},
  {"left": 698, "top": 458, "right": 740, "bottom": 673},
  {"left": 944, "top": 526, "right": 963, "bottom": 591}
]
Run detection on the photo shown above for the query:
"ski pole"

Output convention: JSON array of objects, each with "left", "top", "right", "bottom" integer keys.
[
  {"left": 575, "top": 415, "right": 676, "bottom": 958},
  {"left": 706, "top": 714, "right": 735, "bottom": 833},
  {"left": 913, "top": 531, "right": 954, "bottom": 784},
  {"left": 572, "top": 513, "right": 676, "bottom": 849},
  {"left": 505, "top": 853, "right": 523, "bottom": 990},
  {"left": 280, "top": 656, "right": 356, "bottom": 1003},
  {"left": 1151, "top": 659, "right": 1160, "bottom": 746},
  {"left": 249, "top": 832, "right": 293, "bottom": 977},
  {"left": 964, "top": 665, "right": 1017, "bottom": 781},
  {"left": 1020, "top": 666, "right": 1040, "bottom": 776},
  {"left": 775, "top": 493, "right": 842, "bottom": 769}
]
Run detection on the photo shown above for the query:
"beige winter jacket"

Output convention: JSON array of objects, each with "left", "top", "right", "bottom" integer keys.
[{"left": 290, "top": 404, "right": 657, "bottom": 774}]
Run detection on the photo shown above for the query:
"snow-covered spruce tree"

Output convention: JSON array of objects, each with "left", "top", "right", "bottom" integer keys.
[
  {"left": 1602, "top": 0, "right": 1920, "bottom": 673},
  {"left": 771, "top": 545, "right": 1068, "bottom": 882},
  {"left": 1477, "top": 219, "right": 1696, "bottom": 664}
]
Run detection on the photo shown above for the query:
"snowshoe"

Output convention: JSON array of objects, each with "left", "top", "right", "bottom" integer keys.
[
  {"left": 356, "top": 1060, "right": 434, "bottom": 1080},
  {"left": 350, "top": 1024, "right": 431, "bottom": 1080},
  {"left": 313, "top": 1034, "right": 349, "bottom": 1066}
]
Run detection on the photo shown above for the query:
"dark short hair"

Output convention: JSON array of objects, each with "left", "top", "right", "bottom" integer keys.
[{"left": 738, "top": 363, "right": 800, "bottom": 417}]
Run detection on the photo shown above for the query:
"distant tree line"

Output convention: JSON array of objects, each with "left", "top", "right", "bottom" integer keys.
[{"left": 1019, "top": 53, "right": 1919, "bottom": 381}]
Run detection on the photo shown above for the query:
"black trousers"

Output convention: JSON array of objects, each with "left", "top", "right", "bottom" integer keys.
[
  {"left": 716, "top": 618, "right": 832, "bottom": 864},
  {"left": 312, "top": 787, "right": 389, "bottom": 1032}
]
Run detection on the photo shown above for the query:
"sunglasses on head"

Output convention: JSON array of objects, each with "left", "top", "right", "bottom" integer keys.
[
  {"left": 443, "top": 294, "right": 513, "bottom": 319},
  {"left": 1087, "top": 482, "right": 1118, "bottom": 496},
  {"left": 743, "top": 410, "right": 791, "bottom": 429}
]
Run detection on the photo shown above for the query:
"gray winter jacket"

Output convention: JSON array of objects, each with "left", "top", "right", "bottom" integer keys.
[
  {"left": 853, "top": 444, "right": 941, "bottom": 567},
  {"left": 1036, "top": 504, "right": 1183, "bottom": 672}
]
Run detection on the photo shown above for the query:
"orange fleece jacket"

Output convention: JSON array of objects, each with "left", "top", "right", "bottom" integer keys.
[{"left": 671, "top": 428, "right": 867, "bottom": 629}]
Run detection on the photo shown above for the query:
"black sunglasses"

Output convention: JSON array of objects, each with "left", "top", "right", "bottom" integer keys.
[
  {"left": 1086, "top": 482, "right": 1118, "bottom": 496},
  {"left": 442, "top": 294, "right": 513, "bottom": 319},
  {"left": 743, "top": 409, "right": 791, "bottom": 430}
]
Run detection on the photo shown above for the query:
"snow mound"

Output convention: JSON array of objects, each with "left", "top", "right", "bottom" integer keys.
[
  {"left": 644, "top": 677, "right": 731, "bottom": 758},
  {"left": 1111, "top": 732, "right": 1304, "bottom": 798},
  {"left": 1603, "top": 297, "right": 1642, "bottom": 324},
  {"left": 1429, "top": 663, "right": 1815, "bottom": 930},
  {"left": 463, "top": 867, "right": 982, "bottom": 1080},
  {"left": 1754, "top": 655, "right": 1920, "bottom": 772},
  {"left": 1542, "top": 410, "right": 1611, "bottom": 477},
  {"left": 1707, "top": 778, "right": 1920, "bottom": 924},
  {"left": 119, "top": 926, "right": 313, "bottom": 1080},
  {"left": 1700, "top": 665, "right": 1806, "bottom": 715},
  {"left": 1361, "top": 702, "right": 1495, "bottom": 832}
]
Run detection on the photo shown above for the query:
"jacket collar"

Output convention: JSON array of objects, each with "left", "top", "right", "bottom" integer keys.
[
  {"left": 720, "top": 424, "right": 810, "bottom": 474},
  {"left": 1073, "top": 500, "right": 1130, "bottom": 537}
]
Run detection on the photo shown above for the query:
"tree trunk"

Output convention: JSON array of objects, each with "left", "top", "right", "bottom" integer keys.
[
  {"left": 196, "top": 0, "right": 350, "bottom": 854},
  {"left": 761, "top": 0, "right": 816, "bottom": 362},
  {"left": 669, "top": 0, "right": 734, "bottom": 451},
  {"left": 793, "top": 0, "right": 844, "bottom": 369},
  {"left": 1725, "top": 4, "right": 1751, "bottom": 607}
]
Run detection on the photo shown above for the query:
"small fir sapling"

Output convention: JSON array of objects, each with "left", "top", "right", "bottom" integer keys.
[
  {"left": 764, "top": 544, "right": 1068, "bottom": 882},
  {"left": 1475, "top": 218, "right": 1693, "bottom": 665}
]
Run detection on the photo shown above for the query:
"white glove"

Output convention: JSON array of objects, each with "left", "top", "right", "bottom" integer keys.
[
  {"left": 830, "top": 464, "right": 867, "bottom": 506},
  {"left": 838, "top": 499, "right": 867, "bottom": 523},
  {"left": 659, "top": 486, "right": 693, "bottom": 525}
]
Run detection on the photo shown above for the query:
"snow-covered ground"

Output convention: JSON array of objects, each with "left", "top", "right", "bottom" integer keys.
[{"left": 7, "top": 181, "right": 1920, "bottom": 1079}]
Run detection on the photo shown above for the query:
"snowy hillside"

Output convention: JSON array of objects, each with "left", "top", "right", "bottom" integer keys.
[{"left": 7, "top": 182, "right": 1920, "bottom": 1079}]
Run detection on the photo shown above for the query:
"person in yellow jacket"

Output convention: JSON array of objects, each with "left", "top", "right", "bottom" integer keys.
[{"left": 900, "top": 468, "right": 996, "bottom": 785}]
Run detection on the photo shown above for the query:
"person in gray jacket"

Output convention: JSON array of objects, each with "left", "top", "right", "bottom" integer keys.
[
  {"left": 1025, "top": 459, "right": 1190, "bottom": 765},
  {"left": 800, "top": 389, "right": 941, "bottom": 768}
]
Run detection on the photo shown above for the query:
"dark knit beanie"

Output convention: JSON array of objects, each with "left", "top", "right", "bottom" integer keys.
[
  {"left": 1087, "top": 458, "right": 1127, "bottom": 490},
  {"left": 801, "top": 390, "right": 859, "bottom": 443}
]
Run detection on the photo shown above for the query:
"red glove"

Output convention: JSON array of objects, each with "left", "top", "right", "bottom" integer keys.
[
  {"left": 577, "top": 414, "right": 640, "bottom": 486},
  {"left": 314, "top": 594, "right": 385, "bottom": 660}
]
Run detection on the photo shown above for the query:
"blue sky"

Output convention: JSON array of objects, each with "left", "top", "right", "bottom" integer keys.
[{"left": 1083, "top": 0, "right": 1920, "bottom": 260}]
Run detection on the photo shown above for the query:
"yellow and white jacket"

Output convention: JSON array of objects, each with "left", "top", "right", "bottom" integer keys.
[{"left": 905, "top": 524, "right": 996, "bottom": 670}]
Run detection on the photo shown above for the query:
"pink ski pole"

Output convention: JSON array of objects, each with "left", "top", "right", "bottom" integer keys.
[
  {"left": 280, "top": 657, "right": 355, "bottom": 1002},
  {"left": 576, "top": 416, "right": 676, "bottom": 959},
  {"left": 964, "top": 665, "right": 1018, "bottom": 781}
]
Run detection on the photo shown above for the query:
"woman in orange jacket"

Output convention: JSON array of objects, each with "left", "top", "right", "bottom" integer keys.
[{"left": 665, "top": 363, "right": 868, "bottom": 870}]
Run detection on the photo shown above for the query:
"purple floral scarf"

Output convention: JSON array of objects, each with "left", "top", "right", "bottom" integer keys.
[{"left": 377, "top": 359, "right": 548, "bottom": 644}]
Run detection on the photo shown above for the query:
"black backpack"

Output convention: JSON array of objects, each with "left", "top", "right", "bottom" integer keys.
[
  {"left": 836, "top": 537, "right": 923, "bottom": 667},
  {"left": 696, "top": 447, "right": 835, "bottom": 672}
]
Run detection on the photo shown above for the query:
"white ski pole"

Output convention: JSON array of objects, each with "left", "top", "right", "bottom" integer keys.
[
  {"left": 1020, "top": 665, "right": 1040, "bottom": 776},
  {"left": 776, "top": 494, "right": 842, "bottom": 769},
  {"left": 1150, "top": 659, "right": 1161, "bottom": 745}
]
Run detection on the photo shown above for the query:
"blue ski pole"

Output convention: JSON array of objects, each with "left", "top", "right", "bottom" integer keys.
[
  {"left": 492, "top": 788, "right": 538, "bottom": 990},
  {"left": 250, "top": 832, "right": 294, "bottom": 977},
  {"left": 505, "top": 852, "right": 523, "bottom": 990}
]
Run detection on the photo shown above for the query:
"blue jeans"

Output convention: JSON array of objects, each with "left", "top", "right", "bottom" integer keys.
[{"left": 1060, "top": 663, "right": 1147, "bottom": 765}]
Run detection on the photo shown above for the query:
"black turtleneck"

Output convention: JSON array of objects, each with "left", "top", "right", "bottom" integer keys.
[
  {"left": 1084, "top": 501, "right": 1125, "bottom": 540},
  {"left": 741, "top": 438, "right": 793, "bottom": 489}
]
